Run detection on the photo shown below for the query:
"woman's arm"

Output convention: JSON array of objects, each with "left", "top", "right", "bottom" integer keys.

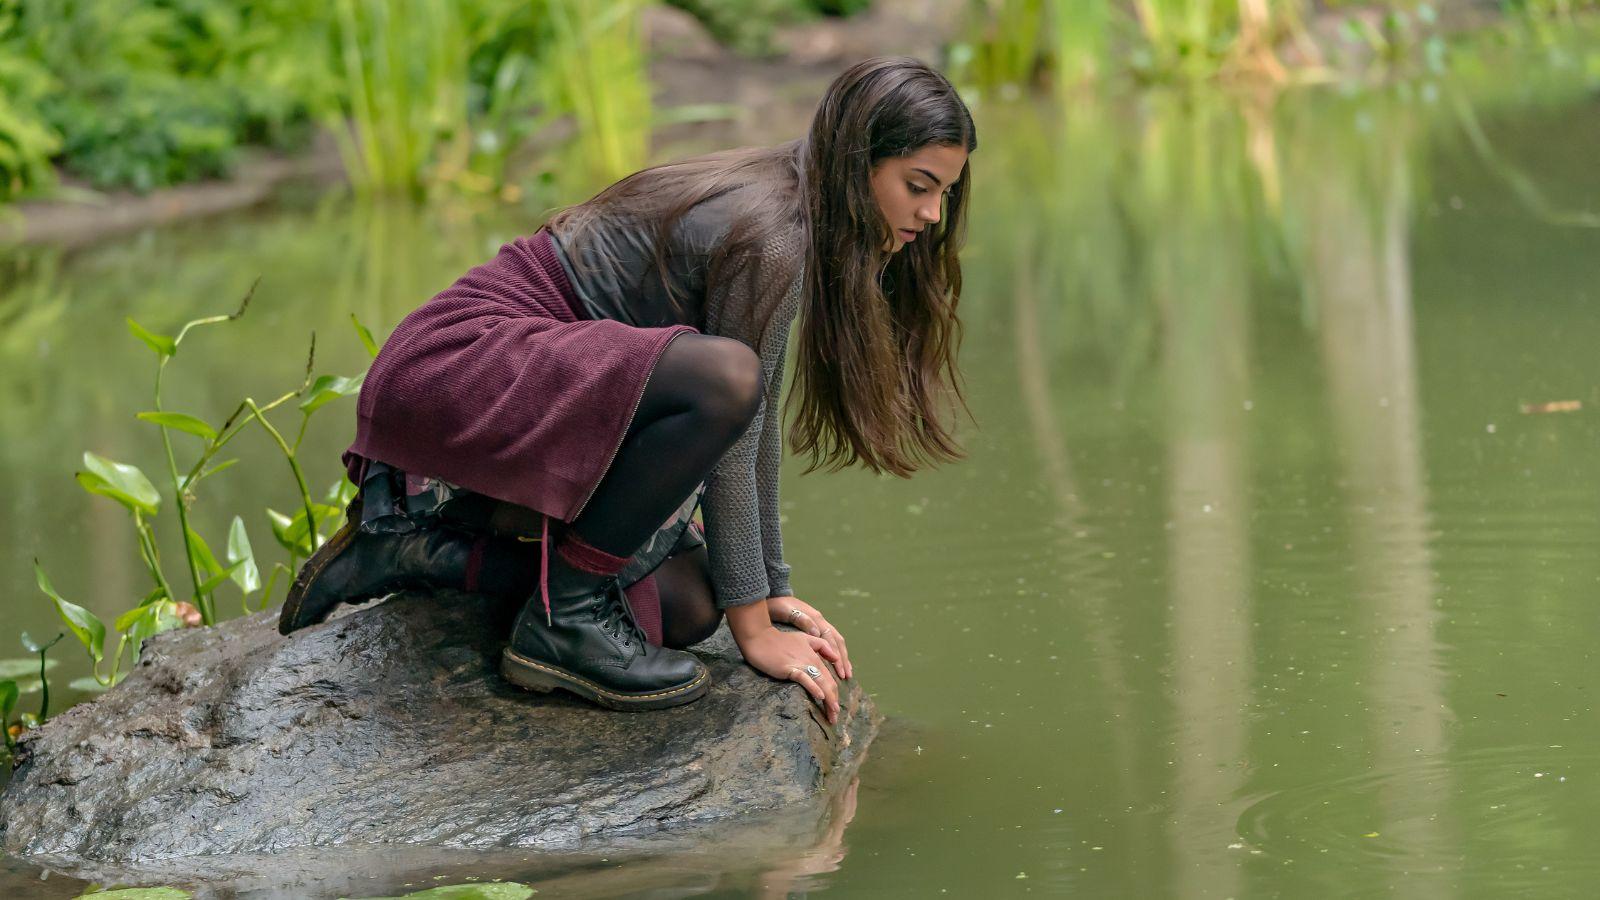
[{"left": 698, "top": 235, "right": 805, "bottom": 610}]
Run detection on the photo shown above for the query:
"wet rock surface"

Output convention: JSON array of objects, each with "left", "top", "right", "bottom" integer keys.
[{"left": 0, "top": 592, "right": 874, "bottom": 866}]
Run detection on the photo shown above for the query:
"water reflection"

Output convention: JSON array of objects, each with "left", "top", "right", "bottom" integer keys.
[{"left": 4, "top": 57, "right": 1600, "bottom": 896}]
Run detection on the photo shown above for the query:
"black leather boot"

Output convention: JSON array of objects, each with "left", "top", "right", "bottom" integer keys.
[
  {"left": 278, "top": 509, "right": 535, "bottom": 636},
  {"left": 501, "top": 559, "right": 709, "bottom": 711}
]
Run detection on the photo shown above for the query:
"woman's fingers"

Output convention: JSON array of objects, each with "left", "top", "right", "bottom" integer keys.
[
  {"left": 809, "top": 656, "right": 840, "bottom": 724},
  {"left": 789, "top": 664, "right": 827, "bottom": 708},
  {"left": 817, "top": 621, "right": 851, "bottom": 680}
]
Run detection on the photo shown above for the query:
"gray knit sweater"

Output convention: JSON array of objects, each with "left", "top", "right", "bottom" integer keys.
[{"left": 547, "top": 185, "right": 804, "bottom": 609}]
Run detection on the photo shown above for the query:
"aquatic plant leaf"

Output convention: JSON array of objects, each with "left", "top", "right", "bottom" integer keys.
[
  {"left": 180, "top": 457, "right": 239, "bottom": 492},
  {"left": 266, "top": 508, "right": 306, "bottom": 555},
  {"left": 126, "top": 317, "right": 177, "bottom": 357},
  {"left": 75, "top": 888, "right": 193, "bottom": 898},
  {"left": 352, "top": 313, "right": 381, "bottom": 358},
  {"left": 1, "top": 680, "right": 18, "bottom": 722},
  {"left": 299, "top": 372, "right": 366, "bottom": 414},
  {"left": 356, "top": 883, "right": 536, "bottom": 899},
  {"left": 76, "top": 452, "right": 161, "bottom": 516},
  {"left": 67, "top": 677, "right": 110, "bottom": 694},
  {"left": 0, "top": 658, "right": 57, "bottom": 678},
  {"left": 186, "top": 526, "right": 226, "bottom": 578},
  {"left": 136, "top": 411, "right": 218, "bottom": 443},
  {"left": 227, "top": 516, "right": 262, "bottom": 595},
  {"left": 324, "top": 476, "right": 359, "bottom": 507},
  {"left": 34, "top": 561, "right": 105, "bottom": 664},
  {"left": 12, "top": 678, "right": 42, "bottom": 695},
  {"left": 198, "top": 563, "right": 245, "bottom": 597},
  {"left": 20, "top": 631, "right": 63, "bottom": 654},
  {"left": 120, "top": 601, "right": 178, "bottom": 661}
]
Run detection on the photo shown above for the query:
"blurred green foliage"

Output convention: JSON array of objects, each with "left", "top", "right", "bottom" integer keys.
[{"left": 0, "top": 0, "right": 862, "bottom": 203}]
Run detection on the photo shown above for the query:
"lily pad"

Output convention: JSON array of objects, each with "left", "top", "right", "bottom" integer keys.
[
  {"left": 355, "top": 884, "right": 535, "bottom": 900},
  {"left": 76, "top": 888, "right": 191, "bottom": 899},
  {"left": 0, "top": 658, "right": 56, "bottom": 678}
]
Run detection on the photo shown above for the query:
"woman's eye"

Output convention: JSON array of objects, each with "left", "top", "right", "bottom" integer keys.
[{"left": 907, "top": 182, "right": 928, "bottom": 195}]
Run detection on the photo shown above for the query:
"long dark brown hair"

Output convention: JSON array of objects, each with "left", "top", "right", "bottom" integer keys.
[{"left": 545, "top": 55, "right": 976, "bottom": 478}]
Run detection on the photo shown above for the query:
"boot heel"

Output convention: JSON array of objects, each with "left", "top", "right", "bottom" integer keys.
[{"left": 500, "top": 648, "right": 564, "bottom": 694}]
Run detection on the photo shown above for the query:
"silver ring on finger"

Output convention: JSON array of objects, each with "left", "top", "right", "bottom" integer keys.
[
  {"left": 804, "top": 664, "right": 822, "bottom": 679},
  {"left": 788, "top": 607, "right": 807, "bottom": 624}
]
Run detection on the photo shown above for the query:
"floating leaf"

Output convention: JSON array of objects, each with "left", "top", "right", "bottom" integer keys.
[
  {"left": 0, "top": 657, "right": 57, "bottom": 678},
  {"left": 126, "top": 318, "right": 177, "bottom": 357},
  {"left": 76, "top": 452, "right": 161, "bottom": 516},
  {"left": 12, "top": 678, "right": 42, "bottom": 695},
  {"left": 359, "top": 883, "right": 536, "bottom": 900},
  {"left": 299, "top": 372, "right": 366, "bottom": 414},
  {"left": 76, "top": 888, "right": 193, "bottom": 898},
  {"left": 68, "top": 677, "right": 110, "bottom": 694},
  {"left": 227, "top": 516, "right": 261, "bottom": 595},
  {"left": 351, "top": 313, "right": 380, "bottom": 358},
  {"left": 136, "top": 411, "right": 218, "bottom": 443},
  {"left": 34, "top": 561, "right": 105, "bottom": 664}
]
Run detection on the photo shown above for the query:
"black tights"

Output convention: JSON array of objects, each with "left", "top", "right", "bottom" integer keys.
[
  {"left": 565, "top": 333, "right": 759, "bottom": 645},
  {"left": 566, "top": 332, "right": 762, "bottom": 557}
]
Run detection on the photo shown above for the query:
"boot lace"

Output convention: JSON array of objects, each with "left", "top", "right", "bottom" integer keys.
[{"left": 597, "top": 580, "right": 646, "bottom": 650}]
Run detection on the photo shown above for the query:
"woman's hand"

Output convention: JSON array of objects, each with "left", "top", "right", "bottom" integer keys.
[
  {"left": 768, "top": 596, "right": 852, "bottom": 680},
  {"left": 731, "top": 624, "right": 843, "bottom": 725}
]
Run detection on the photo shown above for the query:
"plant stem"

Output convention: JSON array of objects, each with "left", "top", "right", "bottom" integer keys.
[
  {"left": 155, "top": 359, "right": 209, "bottom": 623},
  {"left": 246, "top": 399, "right": 320, "bottom": 553},
  {"left": 133, "top": 512, "right": 177, "bottom": 616}
]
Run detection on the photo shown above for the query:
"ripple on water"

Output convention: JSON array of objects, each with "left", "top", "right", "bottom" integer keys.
[{"left": 1235, "top": 744, "right": 1600, "bottom": 890}]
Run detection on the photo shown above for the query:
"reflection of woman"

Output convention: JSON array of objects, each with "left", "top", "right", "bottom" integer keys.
[{"left": 277, "top": 56, "right": 975, "bottom": 724}]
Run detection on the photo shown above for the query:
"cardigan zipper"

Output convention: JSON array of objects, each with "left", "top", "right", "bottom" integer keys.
[{"left": 531, "top": 331, "right": 686, "bottom": 626}]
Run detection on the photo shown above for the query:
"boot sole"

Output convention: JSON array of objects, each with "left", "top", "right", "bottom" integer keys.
[
  {"left": 278, "top": 516, "right": 361, "bottom": 636},
  {"left": 500, "top": 648, "right": 710, "bottom": 711}
]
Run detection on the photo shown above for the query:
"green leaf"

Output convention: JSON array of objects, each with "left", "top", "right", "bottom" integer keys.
[
  {"left": 75, "top": 888, "right": 193, "bottom": 899},
  {"left": 351, "top": 313, "right": 380, "bottom": 358},
  {"left": 298, "top": 372, "right": 365, "bottom": 414},
  {"left": 126, "top": 318, "right": 177, "bottom": 357},
  {"left": 324, "top": 477, "right": 358, "bottom": 507},
  {"left": 67, "top": 677, "right": 110, "bottom": 694},
  {"left": 199, "top": 562, "right": 245, "bottom": 596},
  {"left": 267, "top": 508, "right": 299, "bottom": 554},
  {"left": 359, "top": 883, "right": 536, "bottom": 900},
  {"left": 77, "top": 452, "right": 161, "bottom": 516},
  {"left": 0, "top": 657, "right": 57, "bottom": 678},
  {"left": 13, "top": 678, "right": 42, "bottom": 695},
  {"left": 0, "top": 680, "right": 18, "bottom": 722},
  {"left": 186, "top": 526, "right": 225, "bottom": 578},
  {"left": 35, "top": 561, "right": 106, "bottom": 664},
  {"left": 136, "top": 411, "right": 217, "bottom": 443},
  {"left": 227, "top": 516, "right": 261, "bottom": 595},
  {"left": 20, "top": 631, "right": 63, "bottom": 654},
  {"left": 180, "top": 457, "right": 239, "bottom": 492},
  {"left": 123, "top": 602, "right": 170, "bottom": 659}
]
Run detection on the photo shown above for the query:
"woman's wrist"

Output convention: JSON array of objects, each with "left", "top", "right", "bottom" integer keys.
[{"left": 726, "top": 600, "right": 774, "bottom": 643}]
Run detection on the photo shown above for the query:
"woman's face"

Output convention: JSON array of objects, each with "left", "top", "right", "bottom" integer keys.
[{"left": 870, "top": 143, "right": 969, "bottom": 253}]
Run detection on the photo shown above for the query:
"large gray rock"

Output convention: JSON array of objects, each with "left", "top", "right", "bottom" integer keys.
[{"left": 0, "top": 592, "right": 874, "bottom": 866}]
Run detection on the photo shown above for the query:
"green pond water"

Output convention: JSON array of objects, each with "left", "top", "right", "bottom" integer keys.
[{"left": 4, "top": 49, "right": 1600, "bottom": 899}]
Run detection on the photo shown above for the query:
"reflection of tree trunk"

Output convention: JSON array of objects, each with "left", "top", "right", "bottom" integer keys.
[
  {"left": 1161, "top": 220, "right": 1252, "bottom": 898},
  {"left": 1012, "top": 239, "right": 1157, "bottom": 890},
  {"left": 1307, "top": 138, "right": 1456, "bottom": 898}
]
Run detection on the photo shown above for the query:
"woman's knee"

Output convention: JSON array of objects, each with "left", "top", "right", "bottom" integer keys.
[{"left": 660, "top": 335, "right": 762, "bottom": 436}]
